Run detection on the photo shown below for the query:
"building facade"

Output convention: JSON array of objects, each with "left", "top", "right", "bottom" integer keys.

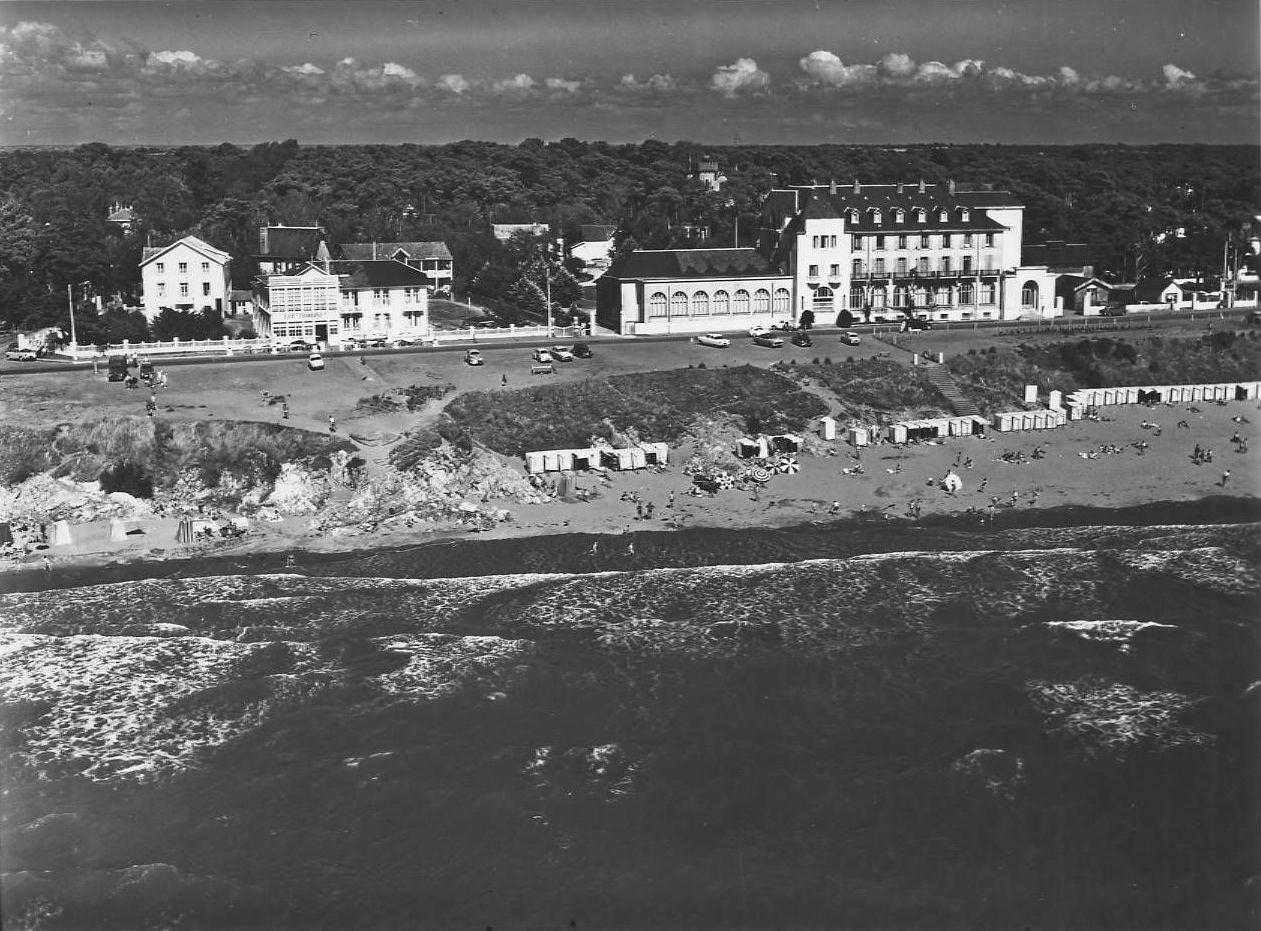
[
  {"left": 339, "top": 241, "right": 453, "bottom": 292},
  {"left": 138, "top": 236, "right": 232, "bottom": 321},
  {"left": 596, "top": 248, "right": 794, "bottom": 336},
  {"left": 253, "top": 259, "right": 431, "bottom": 346},
  {"left": 257, "top": 225, "right": 328, "bottom": 275}
]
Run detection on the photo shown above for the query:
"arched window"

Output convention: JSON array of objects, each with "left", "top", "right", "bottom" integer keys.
[
  {"left": 936, "top": 286, "right": 952, "bottom": 305},
  {"left": 959, "top": 281, "right": 974, "bottom": 304},
  {"left": 914, "top": 285, "right": 930, "bottom": 306},
  {"left": 1021, "top": 281, "right": 1039, "bottom": 308},
  {"left": 648, "top": 292, "right": 667, "bottom": 317},
  {"left": 958, "top": 207, "right": 970, "bottom": 222},
  {"left": 870, "top": 208, "right": 882, "bottom": 225},
  {"left": 712, "top": 290, "right": 730, "bottom": 314},
  {"left": 894, "top": 208, "right": 905, "bottom": 223},
  {"left": 773, "top": 288, "right": 791, "bottom": 313},
  {"left": 692, "top": 291, "right": 710, "bottom": 315},
  {"left": 847, "top": 208, "right": 860, "bottom": 224},
  {"left": 871, "top": 287, "right": 887, "bottom": 308},
  {"left": 937, "top": 208, "right": 948, "bottom": 222},
  {"left": 814, "top": 286, "right": 834, "bottom": 309},
  {"left": 733, "top": 289, "right": 751, "bottom": 314},
  {"left": 848, "top": 285, "right": 863, "bottom": 308},
  {"left": 753, "top": 289, "right": 771, "bottom": 314},
  {"left": 981, "top": 282, "right": 997, "bottom": 304},
  {"left": 914, "top": 207, "right": 927, "bottom": 223},
  {"left": 670, "top": 291, "right": 688, "bottom": 316}
]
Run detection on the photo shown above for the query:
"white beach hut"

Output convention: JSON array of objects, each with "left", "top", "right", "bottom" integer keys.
[{"left": 49, "top": 520, "right": 73, "bottom": 546}]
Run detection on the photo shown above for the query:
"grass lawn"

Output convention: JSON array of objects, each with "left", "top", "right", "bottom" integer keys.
[{"left": 803, "top": 358, "right": 950, "bottom": 420}]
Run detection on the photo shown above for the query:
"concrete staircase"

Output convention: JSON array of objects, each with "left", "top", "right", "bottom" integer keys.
[{"left": 922, "top": 363, "right": 981, "bottom": 417}]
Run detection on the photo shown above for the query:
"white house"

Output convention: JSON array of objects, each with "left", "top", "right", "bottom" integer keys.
[
  {"left": 138, "top": 236, "right": 232, "bottom": 322},
  {"left": 254, "top": 259, "right": 431, "bottom": 347},
  {"left": 492, "top": 222, "right": 550, "bottom": 242},
  {"left": 339, "top": 241, "right": 453, "bottom": 292},
  {"left": 571, "top": 225, "right": 617, "bottom": 273}
]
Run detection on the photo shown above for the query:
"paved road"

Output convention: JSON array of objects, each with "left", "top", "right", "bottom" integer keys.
[{"left": 2, "top": 307, "right": 1253, "bottom": 377}]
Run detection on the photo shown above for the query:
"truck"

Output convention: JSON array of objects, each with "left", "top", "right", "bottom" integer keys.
[{"left": 107, "top": 355, "right": 130, "bottom": 382}]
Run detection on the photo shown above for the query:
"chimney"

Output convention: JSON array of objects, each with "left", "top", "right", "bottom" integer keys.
[
  {"left": 852, "top": 179, "right": 860, "bottom": 194},
  {"left": 829, "top": 179, "right": 837, "bottom": 195},
  {"left": 948, "top": 179, "right": 956, "bottom": 195},
  {"left": 918, "top": 178, "right": 926, "bottom": 194},
  {"left": 259, "top": 226, "right": 268, "bottom": 254}
]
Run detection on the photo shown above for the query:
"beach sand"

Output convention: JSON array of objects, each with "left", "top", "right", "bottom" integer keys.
[{"left": 12, "top": 396, "right": 1259, "bottom": 574}]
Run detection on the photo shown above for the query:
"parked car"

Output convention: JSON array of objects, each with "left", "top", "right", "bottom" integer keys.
[
  {"left": 392, "top": 337, "right": 420, "bottom": 347},
  {"left": 532, "top": 348, "right": 553, "bottom": 364},
  {"left": 288, "top": 339, "right": 310, "bottom": 352},
  {"left": 770, "top": 321, "right": 798, "bottom": 332},
  {"left": 842, "top": 332, "right": 862, "bottom": 345},
  {"left": 748, "top": 325, "right": 771, "bottom": 337},
  {"left": 752, "top": 333, "right": 784, "bottom": 348},
  {"left": 572, "top": 342, "right": 593, "bottom": 358},
  {"left": 465, "top": 348, "right": 484, "bottom": 366},
  {"left": 1246, "top": 310, "right": 1261, "bottom": 324},
  {"left": 5, "top": 344, "right": 37, "bottom": 362},
  {"left": 107, "top": 355, "right": 130, "bottom": 381},
  {"left": 791, "top": 332, "right": 813, "bottom": 348},
  {"left": 138, "top": 359, "right": 155, "bottom": 381},
  {"left": 307, "top": 352, "right": 325, "bottom": 371},
  {"left": 901, "top": 317, "right": 933, "bottom": 331},
  {"left": 549, "top": 345, "right": 574, "bottom": 361},
  {"left": 696, "top": 333, "right": 731, "bottom": 348}
]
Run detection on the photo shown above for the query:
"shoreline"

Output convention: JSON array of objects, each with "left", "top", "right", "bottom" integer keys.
[{"left": 4, "top": 493, "right": 1259, "bottom": 594}]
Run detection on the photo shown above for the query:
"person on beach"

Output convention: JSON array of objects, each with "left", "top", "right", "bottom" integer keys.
[
  {"left": 645, "top": 502, "right": 655, "bottom": 519},
  {"left": 635, "top": 502, "right": 643, "bottom": 520},
  {"left": 668, "top": 491, "right": 675, "bottom": 509},
  {"left": 42, "top": 555, "right": 51, "bottom": 573},
  {"left": 1221, "top": 470, "right": 1231, "bottom": 486},
  {"left": 328, "top": 416, "right": 336, "bottom": 433},
  {"left": 829, "top": 501, "right": 840, "bottom": 514},
  {"left": 501, "top": 373, "right": 508, "bottom": 387},
  {"left": 282, "top": 402, "right": 290, "bottom": 420}
]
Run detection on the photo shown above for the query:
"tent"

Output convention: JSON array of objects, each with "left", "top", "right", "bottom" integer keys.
[
  {"left": 49, "top": 520, "right": 73, "bottom": 546},
  {"left": 941, "top": 472, "right": 963, "bottom": 493}
]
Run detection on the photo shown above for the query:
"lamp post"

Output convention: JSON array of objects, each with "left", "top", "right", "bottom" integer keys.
[{"left": 66, "top": 280, "right": 90, "bottom": 348}]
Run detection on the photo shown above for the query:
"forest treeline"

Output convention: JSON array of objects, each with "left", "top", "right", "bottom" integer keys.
[{"left": 0, "top": 138, "right": 1256, "bottom": 331}]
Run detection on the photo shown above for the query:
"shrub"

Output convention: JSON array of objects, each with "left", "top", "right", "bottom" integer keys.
[{"left": 98, "top": 460, "right": 154, "bottom": 498}]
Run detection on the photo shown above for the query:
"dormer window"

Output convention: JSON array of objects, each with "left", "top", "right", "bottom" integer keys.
[
  {"left": 847, "top": 208, "right": 860, "bottom": 224},
  {"left": 937, "top": 209, "right": 948, "bottom": 223},
  {"left": 914, "top": 208, "right": 926, "bottom": 223},
  {"left": 958, "top": 207, "right": 970, "bottom": 222},
  {"left": 870, "top": 208, "right": 882, "bottom": 226},
  {"left": 894, "top": 209, "right": 905, "bottom": 224}
]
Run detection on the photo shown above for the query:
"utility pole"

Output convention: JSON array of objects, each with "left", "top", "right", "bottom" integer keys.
[{"left": 67, "top": 283, "right": 78, "bottom": 347}]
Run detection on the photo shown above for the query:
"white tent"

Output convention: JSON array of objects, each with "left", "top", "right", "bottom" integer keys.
[{"left": 941, "top": 472, "right": 963, "bottom": 493}]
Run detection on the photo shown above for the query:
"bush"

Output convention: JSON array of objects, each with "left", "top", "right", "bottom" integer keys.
[{"left": 98, "top": 460, "right": 155, "bottom": 498}]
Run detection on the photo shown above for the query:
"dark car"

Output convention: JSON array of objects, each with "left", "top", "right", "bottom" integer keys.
[
  {"left": 572, "top": 342, "right": 593, "bottom": 358},
  {"left": 902, "top": 317, "right": 932, "bottom": 331},
  {"left": 791, "top": 332, "right": 813, "bottom": 348},
  {"left": 752, "top": 333, "right": 784, "bottom": 348}
]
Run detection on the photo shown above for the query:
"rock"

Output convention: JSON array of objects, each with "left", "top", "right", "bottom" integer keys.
[
  {"left": 265, "top": 463, "right": 329, "bottom": 515},
  {"left": 8, "top": 813, "right": 86, "bottom": 869},
  {"left": 951, "top": 748, "right": 1026, "bottom": 800}
]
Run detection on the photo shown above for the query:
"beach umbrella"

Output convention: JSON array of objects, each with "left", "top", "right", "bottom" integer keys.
[
  {"left": 778, "top": 457, "right": 800, "bottom": 474},
  {"left": 749, "top": 467, "right": 771, "bottom": 483},
  {"left": 715, "top": 472, "right": 736, "bottom": 489},
  {"left": 942, "top": 472, "right": 963, "bottom": 493}
]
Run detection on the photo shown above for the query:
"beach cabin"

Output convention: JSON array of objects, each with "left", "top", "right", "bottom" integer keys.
[
  {"left": 819, "top": 416, "right": 837, "bottom": 441},
  {"left": 1048, "top": 390, "right": 1063, "bottom": 409},
  {"left": 637, "top": 442, "right": 668, "bottom": 466},
  {"left": 848, "top": 426, "right": 869, "bottom": 447},
  {"left": 49, "top": 520, "right": 73, "bottom": 546},
  {"left": 888, "top": 423, "right": 909, "bottom": 443},
  {"left": 572, "top": 448, "right": 596, "bottom": 470},
  {"left": 736, "top": 436, "right": 771, "bottom": 459},
  {"left": 1023, "top": 385, "right": 1038, "bottom": 405},
  {"left": 600, "top": 447, "right": 640, "bottom": 471},
  {"left": 525, "top": 451, "right": 547, "bottom": 474},
  {"left": 771, "top": 434, "right": 803, "bottom": 454}
]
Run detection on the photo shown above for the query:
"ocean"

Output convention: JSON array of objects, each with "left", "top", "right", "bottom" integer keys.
[{"left": 1, "top": 507, "right": 1258, "bottom": 930}]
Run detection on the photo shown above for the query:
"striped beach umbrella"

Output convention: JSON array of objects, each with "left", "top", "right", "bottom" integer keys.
[
  {"left": 777, "top": 458, "right": 800, "bottom": 474},
  {"left": 715, "top": 472, "right": 736, "bottom": 489},
  {"left": 749, "top": 467, "right": 772, "bottom": 483}
]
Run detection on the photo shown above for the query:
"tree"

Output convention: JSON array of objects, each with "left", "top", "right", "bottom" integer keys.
[
  {"left": 836, "top": 309, "right": 855, "bottom": 327},
  {"left": 504, "top": 277, "right": 547, "bottom": 323},
  {"left": 550, "top": 267, "right": 583, "bottom": 308},
  {"left": 798, "top": 308, "right": 815, "bottom": 330}
]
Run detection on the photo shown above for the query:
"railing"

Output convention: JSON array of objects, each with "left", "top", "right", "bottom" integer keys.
[{"left": 430, "top": 324, "right": 585, "bottom": 343}]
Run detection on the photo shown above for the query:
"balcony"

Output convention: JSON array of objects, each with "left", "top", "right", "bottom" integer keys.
[{"left": 853, "top": 268, "right": 1004, "bottom": 282}]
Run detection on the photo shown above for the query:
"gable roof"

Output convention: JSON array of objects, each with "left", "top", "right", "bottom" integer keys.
[
  {"left": 1132, "top": 277, "right": 1180, "bottom": 303},
  {"left": 326, "top": 259, "right": 432, "bottom": 289},
  {"left": 579, "top": 225, "right": 617, "bottom": 243},
  {"left": 139, "top": 235, "right": 231, "bottom": 268},
  {"left": 606, "top": 248, "right": 781, "bottom": 281},
  {"left": 340, "top": 241, "right": 453, "bottom": 262},
  {"left": 259, "top": 225, "right": 324, "bottom": 258}
]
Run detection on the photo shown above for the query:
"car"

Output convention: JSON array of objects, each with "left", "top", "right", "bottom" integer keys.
[
  {"left": 472, "top": 318, "right": 500, "bottom": 329},
  {"left": 842, "top": 332, "right": 862, "bottom": 346},
  {"left": 392, "top": 337, "right": 419, "bottom": 348},
  {"left": 287, "top": 339, "right": 310, "bottom": 352},
  {"left": 770, "top": 321, "right": 798, "bottom": 332},
  {"left": 464, "top": 348, "right": 484, "bottom": 366},
  {"left": 752, "top": 333, "right": 784, "bottom": 348},
  {"left": 901, "top": 317, "right": 933, "bottom": 331},
  {"left": 791, "top": 332, "right": 813, "bottom": 348},
  {"left": 307, "top": 352, "right": 325, "bottom": 371},
  {"left": 572, "top": 342, "right": 593, "bottom": 359},
  {"left": 748, "top": 325, "right": 771, "bottom": 337},
  {"left": 532, "top": 348, "right": 553, "bottom": 364},
  {"left": 549, "top": 345, "right": 574, "bottom": 362},
  {"left": 5, "top": 344, "right": 37, "bottom": 362},
  {"left": 696, "top": 333, "right": 731, "bottom": 348}
]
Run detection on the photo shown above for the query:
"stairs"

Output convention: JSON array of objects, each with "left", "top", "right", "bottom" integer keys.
[{"left": 922, "top": 363, "right": 981, "bottom": 416}]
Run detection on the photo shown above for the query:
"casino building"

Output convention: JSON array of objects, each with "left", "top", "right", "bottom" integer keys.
[{"left": 597, "top": 179, "right": 1058, "bottom": 336}]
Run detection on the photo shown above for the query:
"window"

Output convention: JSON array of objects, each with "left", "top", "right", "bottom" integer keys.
[
  {"left": 829, "top": 264, "right": 839, "bottom": 277},
  {"left": 874, "top": 258, "right": 886, "bottom": 275},
  {"left": 374, "top": 288, "right": 390, "bottom": 305},
  {"left": 982, "top": 283, "right": 997, "bottom": 304},
  {"left": 1021, "top": 281, "right": 1039, "bottom": 308},
  {"left": 648, "top": 292, "right": 667, "bottom": 317},
  {"left": 733, "top": 289, "right": 750, "bottom": 314},
  {"left": 201, "top": 262, "right": 210, "bottom": 273},
  {"left": 940, "top": 257, "right": 951, "bottom": 273},
  {"left": 852, "top": 259, "right": 864, "bottom": 276},
  {"left": 896, "top": 257, "right": 908, "bottom": 274},
  {"left": 935, "top": 286, "right": 951, "bottom": 305},
  {"left": 847, "top": 209, "right": 860, "bottom": 224},
  {"left": 157, "top": 283, "right": 166, "bottom": 296},
  {"left": 937, "top": 209, "right": 948, "bottom": 222},
  {"left": 808, "top": 264, "right": 820, "bottom": 278},
  {"left": 202, "top": 282, "right": 211, "bottom": 296},
  {"left": 871, "top": 287, "right": 886, "bottom": 308},
  {"left": 830, "top": 235, "right": 838, "bottom": 248},
  {"left": 914, "top": 208, "right": 926, "bottom": 223},
  {"left": 898, "top": 235, "right": 908, "bottom": 249},
  {"left": 773, "top": 288, "right": 791, "bottom": 313},
  {"left": 670, "top": 291, "right": 688, "bottom": 316},
  {"left": 959, "top": 282, "right": 974, "bottom": 304},
  {"left": 963, "top": 233, "right": 973, "bottom": 247},
  {"left": 156, "top": 262, "right": 164, "bottom": 273},
  {"left": 985, "top": 233, "right": 995, "bottom": 248},
  {"left": 894, "top": 209, "right": 905, "bottom": 223},
  {"left": 875, "top": 235, "right": 886, "bottom": 251},
  {"left": 893, "top": 286, "right": 908, "bottom": 307},
  {"left": 870, "top": 209, "right": 882, "bottom": 225},
  {"left": 813, "top": 286, "right": 834, "bottom": 309},
  {"left": 959, "top": 208, "right": 970, "bottom": 222},
  {"left": 942, "top": 233, "right": 952, "bottom": 248},
  {"left": 812, "top": 236, "right": 820, "bottom": 248},
  {"left": 917, "top": 257, "right": 930, "bottom": 274},
  {"left": 962, "top": 256, "right": 973, "bottom": 273},
  {"left": 852, "top": 235, "right": 862, "bottom": 251},
  {"left": 712, "top": 290, "right": 730, "bottom": 314},
  {"left": 179, "top": 283, "right": 189, "bottom": 297},
  {"left": 848, "top": 286, "right": 863, "bottom": 308},
  {"left": 920, "top": 234, "right": 930, "bottom": 248},
  {"left": 404, "top": 287, "right": 423, "bottom": 303},
  {"left": 691, "top": 291, "right": 710, "bottom": 315},
  {"left": 178, "top": 262, "right": 188, "bottom": 274},
  {"left": 753, "top": 289, "right": 770, "bottom": 314}
]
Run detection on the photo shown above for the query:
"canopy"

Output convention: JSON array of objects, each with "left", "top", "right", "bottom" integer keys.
[{"left": 942, "top": 472, "right": 963, "bottom": 493}]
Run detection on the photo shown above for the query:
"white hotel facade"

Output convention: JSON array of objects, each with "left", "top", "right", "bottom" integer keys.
[{"left": 597, "top": 180, "right": 1058, "bottom": 336}]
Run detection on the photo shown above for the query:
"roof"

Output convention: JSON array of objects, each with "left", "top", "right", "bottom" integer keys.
[
  {"left": 1055, "top": 275, "right": 1110, "bottom": 296},
  {"left": 259, "top": 225, "right": 323, "bottom": 258},
  {"left": 107, "top": 206, "right": 137, "bottom": 222},
  {"left": 606, "top": 248, "right": 781, "bottom": 281},
  {"left": 229, "top": 289, "right": 254, "bottom": 301},
  {"left": 139, "top": 235, "right": 231, "bottom": 268},
  {"left": 790, "top": 187, "right": 1008, "bottom": 233},
  {"left": 579, "top": 225, "right": 617, "bottom": 243},
  {"left": 340, "top": 241, "right": 452, "bottom": 262},
  {"left": 325, "top": 259, "right": 432, "bottom": 289},
  {"left": 1023, "top": 240, "right": 1092, "bottom": 269},
  {"left": 1132, "top": 277, "right": 1180, "bottom": 303}
]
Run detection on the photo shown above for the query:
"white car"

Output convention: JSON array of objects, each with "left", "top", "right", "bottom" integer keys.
[
  {"left": 465, "top": 348, "right": 484, "bottom": 366},
  {"left": 549, "top": 345, "right": 574, "bottom": 361},
  {"left": 532, "top": 348, "right": 553, "bottom": 363},
  {"left": 307, "top": 352, "right": 325, "bottom": 371},
  {"left": 842, "top": 332, "right": 862, "bottom": 346},
  {"left": 696, "top": 333, "right": 731, "bottom": 348},
  {"left": 748, "top": 325, "right": 771, "bottom": 337}
]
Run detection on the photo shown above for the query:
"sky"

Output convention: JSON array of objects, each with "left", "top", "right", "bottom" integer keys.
[{"left": 1, "top": 0, "right": 1257, "bottom": 147}]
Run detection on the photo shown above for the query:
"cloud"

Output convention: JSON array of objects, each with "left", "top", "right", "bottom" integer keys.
[
  {"left": 711, "top": 57, "right": 769, "bottom": 96},
  {"left": 798, "top": 51, "right": 875, "bottom": 88},
  {"left": 491, "top": 73, "right": 535, "bottom": 94},
  {"left": 437, "top": 73, "right": 470, "bottom": 94},
  {"left": 618, "top": 73, "right": 678, "bottom": 92},
  {"left": 545, "top": 77, "right": 583, "bottom": 93}
]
